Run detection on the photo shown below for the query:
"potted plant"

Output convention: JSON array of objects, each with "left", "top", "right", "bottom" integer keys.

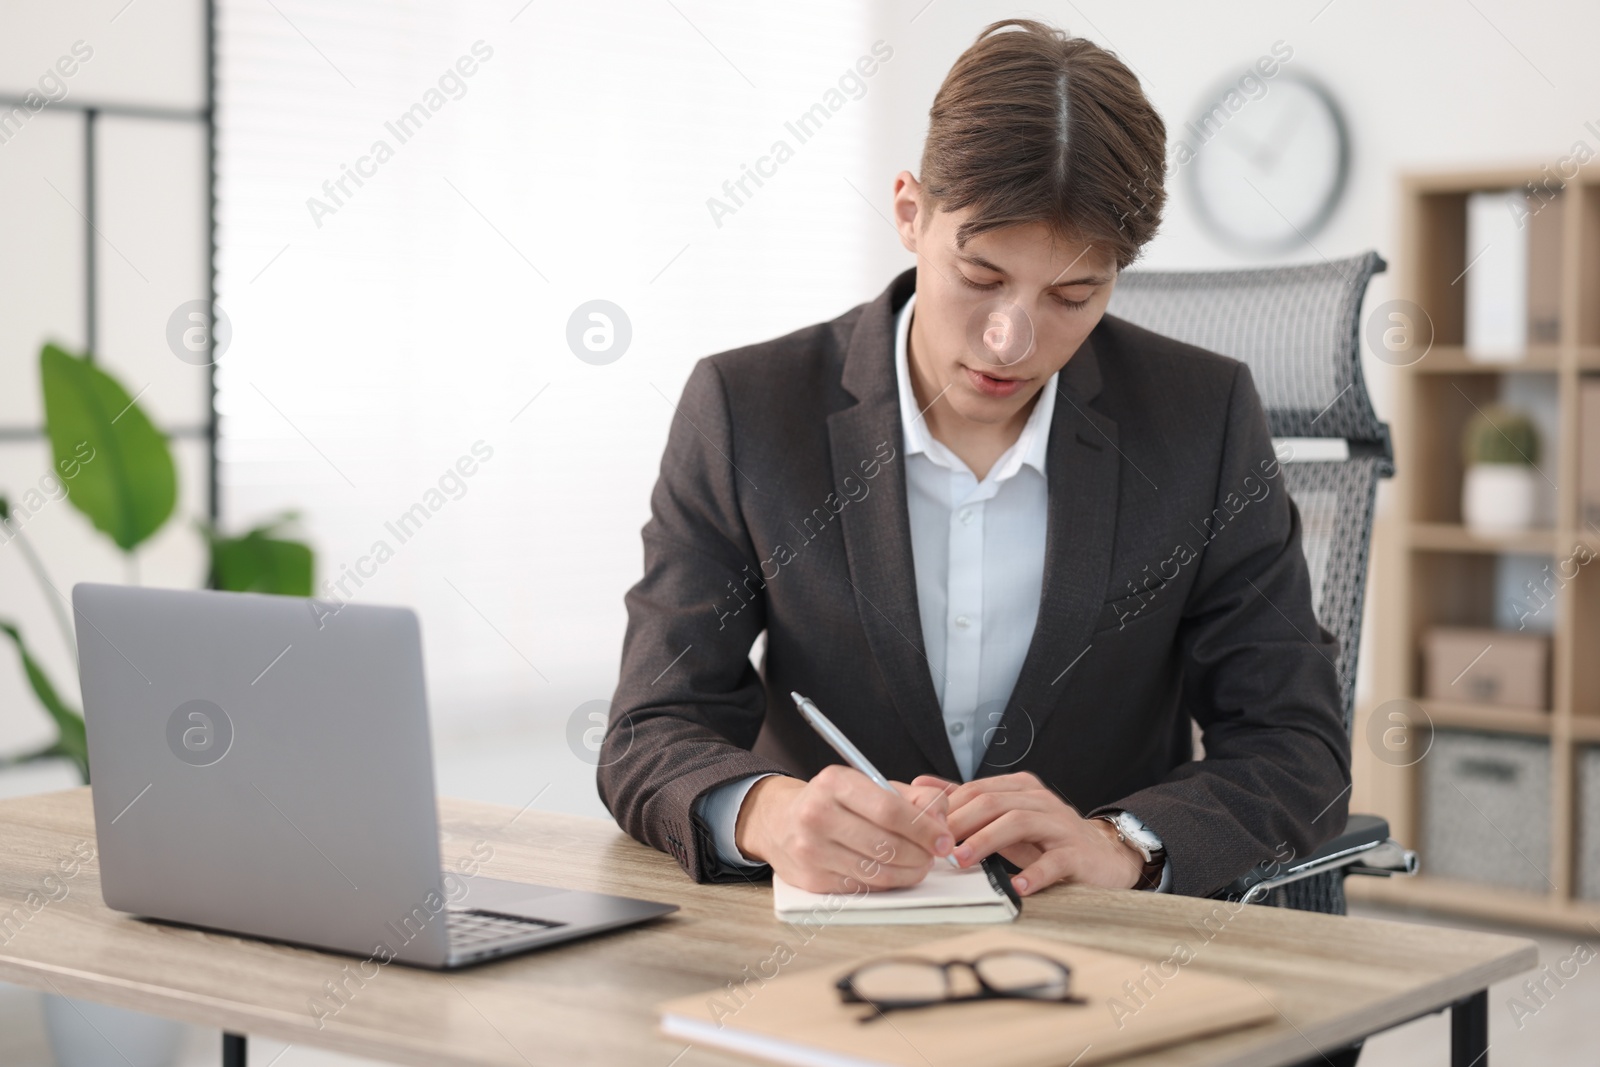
[
  {"left": 1460, "top": 403, "right": 1542, "bottom": 533},
  {"left": 1, "top": 343, "right": 314, "bottom": 1067}
]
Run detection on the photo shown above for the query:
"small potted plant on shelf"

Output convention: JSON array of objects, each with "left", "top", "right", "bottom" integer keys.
[{"left": 1460, "top": 403, "right": 1542, "bottom": 533}]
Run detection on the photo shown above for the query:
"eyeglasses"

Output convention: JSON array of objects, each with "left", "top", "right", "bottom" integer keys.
[{"left": 835, "top": 949, "right": 1086, "bottom": 1020}]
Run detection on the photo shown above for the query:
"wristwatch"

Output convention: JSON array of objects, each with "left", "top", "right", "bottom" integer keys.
[{"left": 1095, "top": 810, "right": 1167, "bottom": 891}]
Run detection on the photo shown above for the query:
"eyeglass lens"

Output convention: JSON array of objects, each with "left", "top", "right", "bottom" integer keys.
[{"left": 848, "top": 951, "right": 1070, "bottom": 1005}]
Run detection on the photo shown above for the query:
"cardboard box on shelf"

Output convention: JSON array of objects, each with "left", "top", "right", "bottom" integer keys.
[{"left": 1424, "top": 626, "right": 1550, "bottom": 709}]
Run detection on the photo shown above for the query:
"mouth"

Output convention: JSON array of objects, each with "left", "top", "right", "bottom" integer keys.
[{"left": 963, "top": 365, "right": 1028, "bottom": 398}]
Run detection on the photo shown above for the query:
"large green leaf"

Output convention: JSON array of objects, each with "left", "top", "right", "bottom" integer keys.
[
  {"left": 40, "top": 343, "right": 177, "bottom": 551},
  {"left": 0, "top": 620, "right": 89, "bottom": 783},
  {"left": 205, "top": 514, "right": 315, "bottom": 596}
]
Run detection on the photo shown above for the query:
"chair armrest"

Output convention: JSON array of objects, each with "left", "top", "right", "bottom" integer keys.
[{"left": 1214, "top": 814, "right": 1418, "bottom": 904}]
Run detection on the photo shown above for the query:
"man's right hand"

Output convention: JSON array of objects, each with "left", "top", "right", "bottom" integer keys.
[{"left": 733, "top": 766, "right": 955, "bottom": 894}]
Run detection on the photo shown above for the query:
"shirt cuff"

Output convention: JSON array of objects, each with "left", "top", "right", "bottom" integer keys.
[
  {"left": 1151, "top": 851, "right": 1172, "bottom": 893},
  {"left": 694, "top": 773, "right": 779, "bottom": 869}
]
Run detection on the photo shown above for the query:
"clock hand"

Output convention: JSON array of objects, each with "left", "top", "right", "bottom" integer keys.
[
  {"left": 1222, "top": 126, "right": 1267, "bottom": 164},
  {"left": 1253, "top": 104, "right": 1307, "bottom": 171}
]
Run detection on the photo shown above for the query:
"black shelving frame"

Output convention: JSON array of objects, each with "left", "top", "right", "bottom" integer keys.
[{"left": 0, "top": 0, "right": 219, "bottom": 522}]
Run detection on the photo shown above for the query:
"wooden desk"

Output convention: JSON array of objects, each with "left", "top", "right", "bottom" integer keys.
[{"left": 0, "top": 790, "right": 1533, "bottom": 1067}]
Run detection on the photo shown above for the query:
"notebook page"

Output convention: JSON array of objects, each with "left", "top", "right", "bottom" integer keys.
[{"left": 773, "top": 861, "right": 1007, "bottom": 913}]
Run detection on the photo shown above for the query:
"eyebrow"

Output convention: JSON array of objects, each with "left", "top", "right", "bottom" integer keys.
[{"left": 954, "top": 249, "right": 1112, "bottom": 288}]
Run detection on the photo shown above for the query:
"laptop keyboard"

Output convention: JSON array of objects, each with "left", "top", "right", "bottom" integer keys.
[{"left": 446, "top": 908, "right": 558, "bottom": 950}]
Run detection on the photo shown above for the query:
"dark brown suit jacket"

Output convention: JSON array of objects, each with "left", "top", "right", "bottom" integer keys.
[{"left": 597, "top": 268, "right": 1350, "bottom": 898}]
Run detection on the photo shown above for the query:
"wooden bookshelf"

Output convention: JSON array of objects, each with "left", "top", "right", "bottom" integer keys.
[{"left": 1353, "top": 165, "right": 1600, "bottom": 932}]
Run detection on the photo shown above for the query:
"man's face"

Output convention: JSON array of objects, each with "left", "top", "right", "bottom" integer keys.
[{"left": 893, "top": 175, "right": 1119, "bottom": 428}]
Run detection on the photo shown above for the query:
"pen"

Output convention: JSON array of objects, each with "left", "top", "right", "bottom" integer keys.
[{"left": 790, "top": 690, "right": 961, "bottom": 868}]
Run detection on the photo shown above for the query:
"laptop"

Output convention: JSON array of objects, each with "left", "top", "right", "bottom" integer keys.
[{"left": 72, "top": 582, "right": 676, "bottom": 969}]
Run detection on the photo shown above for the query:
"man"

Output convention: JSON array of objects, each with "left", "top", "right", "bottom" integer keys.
[{"left": 598, "top": 19, "right": 1349, "bottom": 904}]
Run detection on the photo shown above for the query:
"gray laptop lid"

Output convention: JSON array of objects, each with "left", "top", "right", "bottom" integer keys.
[{"left": 74, "top": 583, "right": 453, "bottom": 966}]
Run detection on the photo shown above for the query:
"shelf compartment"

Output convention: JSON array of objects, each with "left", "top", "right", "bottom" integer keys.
[
  {"left": 1570, "top": 550, "right": 1600, "bottom": 716},
  {"left": 1408, "top": 373, "right": 1561, "bottom": 527},
  {"left": 1406, "top": 177, "right": 1568, "bottom": 352},
  {"left": 1579, "top": 182, "right": 1600, "bottom": 346}
]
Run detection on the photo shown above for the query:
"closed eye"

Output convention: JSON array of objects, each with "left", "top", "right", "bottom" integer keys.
[{"left": 958, "top": 273, "right": 1092, "bottom": 310}]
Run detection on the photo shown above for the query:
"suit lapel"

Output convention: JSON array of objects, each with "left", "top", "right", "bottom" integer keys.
[
  {"left": 828, "top": 270, "right": 963, "bottom": 780},
  {"left": 978, "top": 330, "right": 1122, "bottom": 778}
]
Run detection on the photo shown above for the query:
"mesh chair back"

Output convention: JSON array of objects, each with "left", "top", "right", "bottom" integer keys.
[
  {"left": 1109, "top": 252, "right": 1389, "bottom": 447},
  {"left": 1107, "top": 252, "right": 1391, "bottom": 915}
]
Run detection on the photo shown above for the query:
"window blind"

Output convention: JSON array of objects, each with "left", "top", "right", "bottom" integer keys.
[{"left": 215, "top": 0, "right": 885, "bottom": 729}]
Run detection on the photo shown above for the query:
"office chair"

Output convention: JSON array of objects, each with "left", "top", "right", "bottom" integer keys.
[{"left": 1107, "top": 251, "right": 1418, "bottom": 917}]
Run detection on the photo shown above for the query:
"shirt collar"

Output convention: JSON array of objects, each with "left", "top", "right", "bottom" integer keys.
[{"left": 894, "top": 290, "right": 1058, "bottom": 481}]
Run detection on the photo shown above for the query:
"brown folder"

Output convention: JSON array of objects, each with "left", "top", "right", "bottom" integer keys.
[{"left": 659, "top": 928, "right": 1277, "bottom": 1067}]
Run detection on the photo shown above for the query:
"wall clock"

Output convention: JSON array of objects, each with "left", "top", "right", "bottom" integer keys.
[{"left": 1185, "top": 70, "right": 1350, "bottom": 252}]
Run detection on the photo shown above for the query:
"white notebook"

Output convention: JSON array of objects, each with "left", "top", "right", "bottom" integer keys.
[{"left": 772, "top": 859, "right": 1019, "bottom": 924}]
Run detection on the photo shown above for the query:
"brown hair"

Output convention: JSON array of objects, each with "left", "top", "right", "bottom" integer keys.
[{"left": 918, "top": 19, "right": 1167, "bottom": 270}]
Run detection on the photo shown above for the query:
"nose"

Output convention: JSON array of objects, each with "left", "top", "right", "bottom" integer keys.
[{"left": 966, "top": 298, "right": 1036, "bottom": 368}]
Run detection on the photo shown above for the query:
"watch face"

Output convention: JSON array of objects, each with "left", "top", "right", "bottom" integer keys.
[
  {"left": 1115, "top": 813, "right": 1163, "bottom": 855},
  {"left": 1185, "top": 71, "right": 1349, "bottom": 252}
]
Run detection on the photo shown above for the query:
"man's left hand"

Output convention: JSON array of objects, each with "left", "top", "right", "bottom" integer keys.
[{"left": 911, "top": 772, "right": 1145, "bottom": 896}]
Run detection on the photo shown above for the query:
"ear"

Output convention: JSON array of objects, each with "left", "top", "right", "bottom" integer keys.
[{"left": 891, "top": 171, "right": 924, "bottom": 255}]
